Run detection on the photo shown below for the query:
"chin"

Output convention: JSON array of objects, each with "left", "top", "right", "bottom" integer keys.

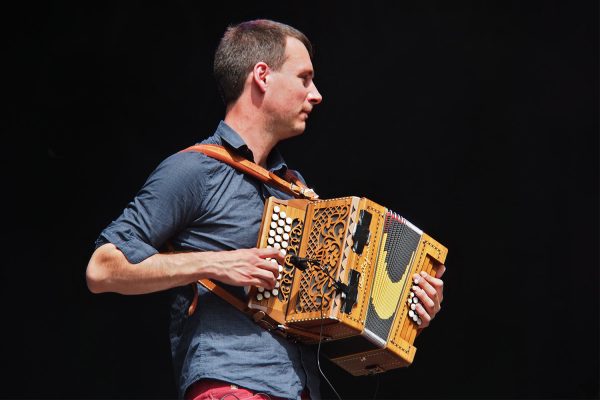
[
  {"left": 282, "top": 123, "right": 306, "bottom": 139},
  {"left": 292, "top": 124, "right": 307, "bottom": 137}
]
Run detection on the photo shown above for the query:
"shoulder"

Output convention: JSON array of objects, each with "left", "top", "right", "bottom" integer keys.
[
  {"left": 155, "top": 134, "right": 229, "bottom": 174},
  {"left": 134, "top": 148, "right": 221, "bottom": 199},
  {"left": 151, "top": 145, "right": 223, "bottom": 181}
]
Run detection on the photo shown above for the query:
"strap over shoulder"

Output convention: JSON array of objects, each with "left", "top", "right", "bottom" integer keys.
[{"left": 180, "top": 144, "right": 319, "bottom": 200}]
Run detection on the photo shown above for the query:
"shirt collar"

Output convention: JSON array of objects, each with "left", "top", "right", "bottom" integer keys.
[{"left": 213, "top": 120, "right": 288, "bottom": 174}]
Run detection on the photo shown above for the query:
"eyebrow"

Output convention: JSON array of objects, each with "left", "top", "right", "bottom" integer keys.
[{"left": 301, "top": 68, "right": 314, "bottom": 79}]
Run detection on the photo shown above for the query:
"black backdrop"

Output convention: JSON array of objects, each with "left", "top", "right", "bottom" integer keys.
[{"left": 16, "top": 0, "right": 599, "bottom": 399}]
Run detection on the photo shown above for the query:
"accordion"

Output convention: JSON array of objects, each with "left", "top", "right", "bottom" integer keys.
[{"left": 247, "top": 196, "right": 448, "bottom": 376}]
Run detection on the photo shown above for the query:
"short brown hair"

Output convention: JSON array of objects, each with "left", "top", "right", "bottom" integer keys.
[{"left": 213, "top": 19, "right": 313, "bottom": 105}]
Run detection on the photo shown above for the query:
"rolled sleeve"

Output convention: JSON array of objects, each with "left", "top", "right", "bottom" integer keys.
[
  {"left": 95, "top": 152, "right": 208, "bottom": 264},
  {"left": 96, "top": 227, "right": 159, "bottom": 264}
]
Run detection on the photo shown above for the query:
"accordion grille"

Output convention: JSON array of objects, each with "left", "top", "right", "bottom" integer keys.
[
  {"left": 365, "top": 212, "right": 421, "bottom": 344},
  {"left": 295, "top": 203, "right": 351, "bottom": 313}
]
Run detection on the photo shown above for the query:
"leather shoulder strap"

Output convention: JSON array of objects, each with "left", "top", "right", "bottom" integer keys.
[
  {"left": 180, "top": 144, "right": 318, "bottom": 200},
  {"left": 197, "top": 278, "right": 250, "bottom": 314}
]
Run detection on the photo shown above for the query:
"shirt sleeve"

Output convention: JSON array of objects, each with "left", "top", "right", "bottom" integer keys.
[{"left": 95, "top": 152, "right": 208, "bottom": 264}]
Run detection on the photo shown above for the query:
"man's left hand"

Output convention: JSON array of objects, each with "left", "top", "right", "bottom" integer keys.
[{"left": 412, "top": 264, "right": 446, "bottom": 330}]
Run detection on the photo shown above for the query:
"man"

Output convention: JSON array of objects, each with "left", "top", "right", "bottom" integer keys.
[{"left": 86, "top": 19, "right": 445, "bottom": 400}]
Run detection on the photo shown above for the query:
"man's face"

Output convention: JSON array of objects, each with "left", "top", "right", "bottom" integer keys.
[{"left": 264, "top": 37, "right": 322, "bottom": 140}]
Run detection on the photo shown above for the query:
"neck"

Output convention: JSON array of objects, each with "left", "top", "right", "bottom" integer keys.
[{"left": 224, "top": 108, "right": 277, "bottom": 169}]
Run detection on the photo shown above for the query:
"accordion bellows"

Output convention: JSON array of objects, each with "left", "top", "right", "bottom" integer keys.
[{"left": 247, "top": 196, "right": 448, "bottom": 376}]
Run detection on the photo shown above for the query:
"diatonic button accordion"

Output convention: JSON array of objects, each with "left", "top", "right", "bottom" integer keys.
[{"left": 247, "top": 196, "right": 448, "bottom": 376}]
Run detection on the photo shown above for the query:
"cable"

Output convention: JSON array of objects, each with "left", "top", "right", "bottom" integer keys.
[
  {"left": 290, "top": 256, "right": 342, "bottom": 399},
  {"left": 371, "top": 374, "right": 380, "bottom": 400},
  {"left": 316, "top": 287, "right": 342, "bottom": 400}
]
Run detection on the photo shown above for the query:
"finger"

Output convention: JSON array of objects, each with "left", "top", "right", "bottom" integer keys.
[
  {"left": 414, "top": 273, "right": 440, "bottom": 308},
  {"left": 257, "top": 247, "right": 286, "bottom": 264},
  {"left": 415, "top": 303, "right": 432, "bottom": 329},
  {"left": 434, "top": 264, "right": 446, "bottom": 279},
  {"left": 250, "top": 276, "right": 276, "bottom": 290},
  {"left": 412, "top": 284, "right": 436, "bottom": 315},
  {"left": 257, "top": 246, "right": 282, "bottom": 258},
  {"left": 252, "top": 269, "right": 277, "bottom": 289},
  {"left": 420, "top": 271, "right": 444, "bottom": 303},
  {"left": 258, "top": 258, "right": 280, "bottom": 277}
]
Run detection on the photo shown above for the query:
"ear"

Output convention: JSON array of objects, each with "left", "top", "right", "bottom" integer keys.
[{"left": 252, "top": 62, "right": 269, "bottom": 93}]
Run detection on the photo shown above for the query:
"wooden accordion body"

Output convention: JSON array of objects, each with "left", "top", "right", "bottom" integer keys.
[{"left": 247, "top": 196, "right": 447, "bottom": 376}]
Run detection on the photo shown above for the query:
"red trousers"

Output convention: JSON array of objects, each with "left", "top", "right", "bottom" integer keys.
[{"left": 185, "top": 379, "right": 310, "bottom": 400}]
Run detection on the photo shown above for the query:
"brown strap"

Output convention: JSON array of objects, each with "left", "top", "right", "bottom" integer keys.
[
  {"left": 197, "top": 278, "right": 250, "bottom": 314},
  {"left": 189, "top": 282, "right": 328, "bottom": 342},
  {"left": 187, "top": 279, "right": 252, "bottom": 318},
  {"left": 180, "top": 144, "right": 318, "bottom": 200}
]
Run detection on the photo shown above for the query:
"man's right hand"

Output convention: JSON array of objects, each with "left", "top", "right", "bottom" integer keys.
[{"left": 201, "top": 247, "right": 284, "bottom": 290}]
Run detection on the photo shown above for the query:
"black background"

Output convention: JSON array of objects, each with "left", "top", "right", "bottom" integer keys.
[{"left": 13, "top": 0, "right": 599, "bottom": 399}]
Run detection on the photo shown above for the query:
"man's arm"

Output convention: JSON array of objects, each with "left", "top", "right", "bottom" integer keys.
[{"left": 86, "top": 243, "right": 283, "bottom": 295}]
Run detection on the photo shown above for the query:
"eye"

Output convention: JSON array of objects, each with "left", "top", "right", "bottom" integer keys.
[{"left": 300, "top": 75, "right": 311, "bottom": 87}]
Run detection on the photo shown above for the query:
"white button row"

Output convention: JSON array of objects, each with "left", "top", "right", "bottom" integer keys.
[{"left": 257, "top": 205, "right": 297, "bottom": 303}]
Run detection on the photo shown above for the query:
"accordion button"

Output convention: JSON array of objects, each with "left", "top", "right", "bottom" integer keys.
[
  {"left": 256, "top": 293, "right": 263, "bottom": 301},
  {"left": 274, "top": 205, "right": 281, "bottom": 213},
  {"left": 257, "top": 287, "right": 264, "bottom": 292},
  {"left": 272, "top": 288, "right": 279, "bottom": 296},
  {"left": 275, "top": 235, "right": 282, "bottom": 242},
  {"left": 408, "top": 310, "right": 415, "bottom": 318},
  {"left": 268, "top": 238, "right": 275, "bottom": 245},
  {"left": 275, "top": 281, "right": 280, "bottom": 288},
  {"left": 278, "top": 265, "right": 283, "bottom": 272},
  {"left": 264, "top": 291, "right": 271, "bottom": 299},
  {"left": 277, "top": 273, "right": 282, "bottom": 280},
  {"left": 417, "top": 318, "right": 422, "bottom": 325},
  {"left": 276, "top": 227, "right": 283, "bottom": 234},
  {"left": 286, "top": 217, "right": 293, "bottom": 225},
  {"left": 281, "top": 241, "right": 288, "bottom": 248},
  {"left": 278, "top": 219, "right": 285, "bottom": 227},
  {"left": 270, "top": 222, "right": 277, "bottom": 229},
  {"left": 279, "top": 211, "right": 286, "bottom": 219},
  {"left": 269, "top": 229, "right": 275, "bottom": 237},
  {"left": 272, "top": 213, "right": 279, "bottom": 221},
  {"left": 274, "top": 243, "right": 281, "bottom": 249},
  {"left": 279, "top": 249, "right": 286, "bottom": 257},
  {"left": 282, "top": 233, "right": 289, "bottom": 240}
]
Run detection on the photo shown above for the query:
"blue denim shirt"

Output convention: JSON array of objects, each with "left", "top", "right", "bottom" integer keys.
[{"left": 96, "top": 121, "right": 321, "bottom": 399}]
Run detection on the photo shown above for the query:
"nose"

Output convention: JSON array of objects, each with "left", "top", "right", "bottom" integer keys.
[{"left": 308, "top": 83, "right": 323, "bottom": 105}]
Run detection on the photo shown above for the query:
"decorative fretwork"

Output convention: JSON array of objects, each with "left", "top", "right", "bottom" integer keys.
[{"left": 296, "top": 204, "right": 350, "bottom": 313}]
